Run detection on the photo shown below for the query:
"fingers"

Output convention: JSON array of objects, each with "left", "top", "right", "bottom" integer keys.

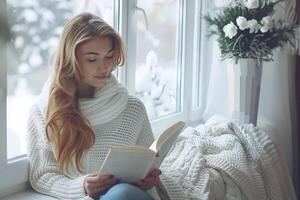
[
  {"left": 133, "top": 169, "right": 162, "bottom": 190},
  {"left": 101, "top": 176, "right": 119, "bottom": 187},
  {"left": 91, "top": 181, "right": 116, "bottom": 194},
  {"left": 143, "top": 176, "right": 159, "bottom": 185},
  {"left": 86, "top": 174, "right": 113, "bottom": 183},
  {"left": 84, "top": 174, "right": 119, "bottom": 197},
  {"left": 85, "top": 174, "right": 119, "bottom": 190},
  {"left": 135, "top": 176, "right": 160, "bottom": 190},
  {"left": 149, "top": 169, "right": 161, "bottom": 177}
]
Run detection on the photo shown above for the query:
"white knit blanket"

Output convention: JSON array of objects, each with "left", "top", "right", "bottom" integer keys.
[{"left": 159, "top": 119, "right": 297, "bottom": 200}]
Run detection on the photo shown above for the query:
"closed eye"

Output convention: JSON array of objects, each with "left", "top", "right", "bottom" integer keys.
[{"left": 87, "top": 58, "right": 97, "bottom": 62}]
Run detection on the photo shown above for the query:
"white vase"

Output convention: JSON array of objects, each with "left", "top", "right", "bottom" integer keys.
[{"left": 227, "top": 58, "right": 263, "bottom": 126}]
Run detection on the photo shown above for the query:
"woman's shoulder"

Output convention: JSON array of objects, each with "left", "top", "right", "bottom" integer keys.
[
  {"left": 28, "top": 102, "right": 46, "bottom": 120},
  {"left": 124, "top": 96, "right": 148, "bottom": 117},
  {"left": 27, "top": 103, "right": 52, "bottom": 150},
  {"left": 127, "top": 96, "right": 147, "bottom": 109},
  {"left": 27, "top": 102, "right": 48, "bottom": 140}
]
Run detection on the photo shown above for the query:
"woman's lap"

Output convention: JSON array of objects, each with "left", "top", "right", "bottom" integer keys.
[{"left": 99, "top": 183, "right": 154, "bottom": 200}]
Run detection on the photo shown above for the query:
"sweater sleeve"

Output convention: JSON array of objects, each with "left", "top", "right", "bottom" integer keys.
[
  {"left": 135, "top": 100, "right": 155, "bottom": 147},
  {"left": 27, "top": 106, "right": 93, "bottom": 200},
  {"left": 133, "top": 100, "right": 164, "bottom": 200}
]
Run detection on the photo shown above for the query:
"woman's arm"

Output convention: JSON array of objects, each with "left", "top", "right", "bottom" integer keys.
[
  {"left": 135, "top": 100, "right": 155, "bottom": 147},
  {"left": 27, "top": 106, "right": 93, "bottom": 200},
  {"left": 134, "top": 100, "right": 161, "bottom": 190}
]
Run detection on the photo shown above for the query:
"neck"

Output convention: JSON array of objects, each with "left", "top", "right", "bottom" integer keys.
[{"left": 77, "top": 82, "right": 95, "bottom": 98}]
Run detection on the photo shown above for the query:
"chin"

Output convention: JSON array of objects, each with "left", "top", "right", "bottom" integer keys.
[
  {"left": 88, "top": 77, "right": 108, "bottom": 89},
  {"left": 93, "top": 82, "right": 106, "bottom": 89}
]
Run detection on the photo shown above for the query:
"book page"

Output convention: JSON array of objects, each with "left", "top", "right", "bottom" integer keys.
[
  {"left": 150, "top": 121, "right": 185, "bottom": 169},
  {"left": 98, "top": 147, "right": 156, "bottom": 183}
]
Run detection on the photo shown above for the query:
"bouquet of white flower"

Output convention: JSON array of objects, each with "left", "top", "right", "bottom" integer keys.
[{"left": 204, "top": 0, "right": 297, "bottom": 63}]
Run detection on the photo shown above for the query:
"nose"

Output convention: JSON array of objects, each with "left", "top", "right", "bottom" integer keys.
[{"left": 98, "top": 59, "right": 111, "bottom": 71}]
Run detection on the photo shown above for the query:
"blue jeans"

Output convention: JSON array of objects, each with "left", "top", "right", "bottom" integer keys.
[{"left": 99, "top": 183, "right": 154, "bottom": 200}]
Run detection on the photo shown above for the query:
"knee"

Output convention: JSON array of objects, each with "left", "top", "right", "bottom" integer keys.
[
  {"left": 100, "top": 183, "right": 153, "bottom": 200},
  {"left": 108, "top": 183, "right": 135, "bottom": 195}
]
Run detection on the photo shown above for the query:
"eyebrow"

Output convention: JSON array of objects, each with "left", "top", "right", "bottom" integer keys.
[{"left": 84, "top": 49, "right": 114, "bottom": 55}]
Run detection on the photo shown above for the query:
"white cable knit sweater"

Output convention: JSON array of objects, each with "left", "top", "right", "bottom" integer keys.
[
  {"left": 27, "top": 75, "right": 163, "bottom": 200},
  {"left": 158, "top": 117, "right": 297, "bottom": 200}
]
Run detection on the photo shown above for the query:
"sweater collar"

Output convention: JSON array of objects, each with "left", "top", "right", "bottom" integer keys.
[
  {"left": 38, "top": 74, "right": 128, "bottom": 126},
  {"left": 79, "top": 74, "right": 128, "bottom": 125}
]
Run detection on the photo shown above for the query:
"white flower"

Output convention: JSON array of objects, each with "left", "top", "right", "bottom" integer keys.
[
  {"left": 248, "top": 19, "right": 261, "bottom": 33},
  {"left": 236, "top": 16, "right": 248, "bottom": 30},
  {"left": 260, "top": 16, "right": 273, "bottom": 33},
  {"left": 260, "top": 26, "right": 269, "bottom": 33},
  {"left": 261, "top": 16, "right": 273, "bottom": 27},
  {"left": 244, "top": 0, "right": 259, "bottom": 9},
  {"left": 223, "top": 22, "right": 238, "bottom": 39}
]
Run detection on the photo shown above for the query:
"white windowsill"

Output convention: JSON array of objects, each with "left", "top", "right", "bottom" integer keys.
[{"left": 1, "top": 189, "right": 56, "bottom": 200}]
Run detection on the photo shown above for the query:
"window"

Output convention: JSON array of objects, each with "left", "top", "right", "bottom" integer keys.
[
  {"left": 81, "top": 0, "right": 114, "bottom": 27},
  {"left": 7, "top": 0, "right": 76, "bottom": 159},
  {"left": 0, "top": 0, "right": 204, "bottom": 196},
  {"left": 134, "top": 0, "right": 181, "bottom": 120}
]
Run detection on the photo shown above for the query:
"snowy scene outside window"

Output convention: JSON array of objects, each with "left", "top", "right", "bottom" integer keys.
[
  {"left": 135, "top": 0, "right": 180, "bottom": 120},
  {"left": 6, "top": 0, "right": 113, "bottom": 159}
]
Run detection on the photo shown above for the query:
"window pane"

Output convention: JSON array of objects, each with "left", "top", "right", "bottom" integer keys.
[
  {"left": 82, "top": 0, "right": 114, "bottom": 27},
  {"left": 6, "top": 0, "right": 114, "bottom": 159},
  {"left": 135, "top": 0, "right": 180, "bottom": 120}
]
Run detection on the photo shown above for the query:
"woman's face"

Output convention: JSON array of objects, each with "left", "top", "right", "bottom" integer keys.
[{"left": 76, "top": 36, "right": 115, "bottom": 89}]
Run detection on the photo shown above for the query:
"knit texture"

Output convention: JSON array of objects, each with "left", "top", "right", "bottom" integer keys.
[
  {"left": 27, "top": 76, "right": 162, "bottom": 200},
  {"left": 79, "top": 74, "right": 128, "bottom": 125},
  {"left": 159, "top": 118, "right": 297, "bottom": 200}
]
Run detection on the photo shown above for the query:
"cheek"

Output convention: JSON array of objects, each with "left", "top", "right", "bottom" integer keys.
[
  {"left": 106, "top": 59, "right": 115, "bottom": 67},
  {"left": 81, "top": 64, "right": 96, "bottom": 77}
]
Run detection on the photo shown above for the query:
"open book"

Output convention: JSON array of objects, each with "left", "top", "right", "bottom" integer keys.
[{"left": 98, "top": 121, "right": 185, "bottom": 183}]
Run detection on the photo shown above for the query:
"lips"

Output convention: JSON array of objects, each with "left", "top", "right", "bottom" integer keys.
[{"left": 94, "top": 73, "right": 107, "bottom": 79}]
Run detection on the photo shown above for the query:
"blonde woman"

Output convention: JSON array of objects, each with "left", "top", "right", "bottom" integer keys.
[{"left": 27, "top": 12, "right": 166, "bottom": 200}]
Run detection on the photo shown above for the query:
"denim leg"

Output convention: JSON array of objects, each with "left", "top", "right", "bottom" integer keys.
[{"left": 99, "top": 183, "right": 154, "bottom": 200}]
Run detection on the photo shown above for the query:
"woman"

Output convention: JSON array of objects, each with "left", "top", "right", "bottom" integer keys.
[{"left": 27, "top": 12, "right": 166, "bottom": 200}]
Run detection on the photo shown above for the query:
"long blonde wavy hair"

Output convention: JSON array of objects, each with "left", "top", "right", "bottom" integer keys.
[{"left": 45, "top": 12, "right": 125, "bottom": 173}]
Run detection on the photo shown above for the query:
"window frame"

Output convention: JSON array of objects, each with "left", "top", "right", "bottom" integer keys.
[
  {"left": 0, "top": 0, "right": 31, "bottom": 196},
  {"left": 0, "top": 0, "right": 7, "bottom": 170},
  {"left": 189, "top": 0, "right": 205, "bottom": 123},
  {"left": 192, "top": 0, "right": 202, "bottom": 108}
]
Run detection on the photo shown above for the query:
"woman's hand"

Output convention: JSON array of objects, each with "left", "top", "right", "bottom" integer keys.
[
  {"left": 84, "top": 173, "right": 119, "bottom": 198},
  {"left": 133, "top": 169, "right": 161, "bottom": 190}
]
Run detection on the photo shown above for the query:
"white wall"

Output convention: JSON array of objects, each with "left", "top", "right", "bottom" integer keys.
[{"left": 257, "top": 51, "right": 296, "bottom": 173}]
